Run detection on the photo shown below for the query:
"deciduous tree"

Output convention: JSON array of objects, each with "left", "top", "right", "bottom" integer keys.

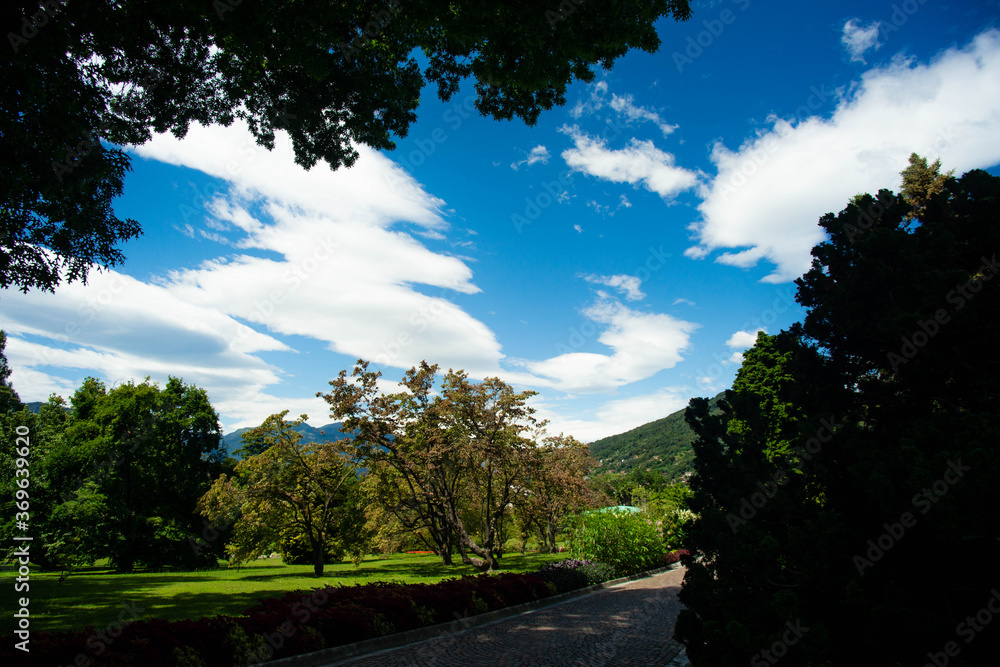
[
  {"left": 198, "top": 411, "right": 368, "bottom": 576},
  {"left": 320, "top": 360, "right": 542, "bottom": 571}
]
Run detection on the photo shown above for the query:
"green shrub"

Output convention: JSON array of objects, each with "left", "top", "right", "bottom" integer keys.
[{"left": 569, "top": 508, "right": 663, "bottom": 576}]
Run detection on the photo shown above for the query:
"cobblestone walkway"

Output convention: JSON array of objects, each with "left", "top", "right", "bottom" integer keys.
[{"left": 326, "top": 568, "right": 687, "bottom": 667}]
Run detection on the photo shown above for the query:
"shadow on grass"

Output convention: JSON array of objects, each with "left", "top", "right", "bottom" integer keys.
[{"left": 1, "top": 552, "right": 563, "bottom": 638}]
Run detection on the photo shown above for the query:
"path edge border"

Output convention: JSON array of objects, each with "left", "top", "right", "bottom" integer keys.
[{"left": 256, "top": 563, "right": 684, "bottom": 667}]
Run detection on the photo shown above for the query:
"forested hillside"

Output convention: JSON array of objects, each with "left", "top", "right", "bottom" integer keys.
[{"left": 589, "top": 392, "right": 724, "bottom": 481}]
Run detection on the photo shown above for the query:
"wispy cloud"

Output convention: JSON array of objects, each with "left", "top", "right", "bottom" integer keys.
[
  {"left": 570, "top": 81, "right": 678, "bottom": 137},
  {"left": 511, "top": 145, "right": 551, "bottom": 170},
  {"left": 610, "top": 93, "right": 678, "bottom": 137},
  {"left": 842, "top": 19, "right": 882, "bottom": 63},
  {"left": 581, "top": 273, "right": 646, "bottom": 301},
  {"left": 514, "top": 296, "right": 698, "bottom": 394}
]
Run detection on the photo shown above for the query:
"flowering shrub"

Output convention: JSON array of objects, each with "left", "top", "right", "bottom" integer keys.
[
  {"left": 569, "top": 508, "right": 664, "bottom": 576},
  {"left": 661, "top": 508, "right": 697, "bottom": 551}
]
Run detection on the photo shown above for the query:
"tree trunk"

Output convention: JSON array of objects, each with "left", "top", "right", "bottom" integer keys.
[
  {"left": 312, "top": 537, "right": 325, "bottom": 576},
  {"left": 546, "top": 515, "right": 557, "bottom": 553}
]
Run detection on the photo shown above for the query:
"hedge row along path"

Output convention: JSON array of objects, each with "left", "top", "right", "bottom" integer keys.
[{"left": 322, "top": 567, "right": 687, "bottom": 666}]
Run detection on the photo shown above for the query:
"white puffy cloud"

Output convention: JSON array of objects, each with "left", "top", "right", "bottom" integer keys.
[
  {"left": 561, "top": 126, "right": 699, "bottom": 199},
  {"left": 842, "top": 19, "right": 882, "bottom": 63},
  {"left": 516, "top": 297, "right": 698, "bottom": 394},
  {"left": 0, "top": 269, "right": 301, "bottom": 429},
  {"left": 581, "top": 274, "right": 645, "bottom": 301},
  {"left": 689, "top": 30, "right": 1000, "bottom": 283},
  {"left": 1, "top": 121, "right": 514, "bottom": 431},
  {"left": 726, "top": 328, "right": 766, "bottom": 349}
]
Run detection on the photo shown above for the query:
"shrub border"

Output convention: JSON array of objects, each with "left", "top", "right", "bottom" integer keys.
[{"left": 257, "top": 563, "right": 682, "bottom": 666}]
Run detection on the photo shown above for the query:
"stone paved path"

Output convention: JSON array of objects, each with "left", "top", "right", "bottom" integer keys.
[{"left": 325, "top": 568, "right": 687, "bottom": 667}]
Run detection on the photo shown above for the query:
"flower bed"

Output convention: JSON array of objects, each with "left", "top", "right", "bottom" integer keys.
[{"left": 1, "top": 572, "right": 553, "bottom": 665}]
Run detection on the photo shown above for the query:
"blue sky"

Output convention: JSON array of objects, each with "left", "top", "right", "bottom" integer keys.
[{"left": 4, "top": 0, "right": 1000, "bottom": 442}]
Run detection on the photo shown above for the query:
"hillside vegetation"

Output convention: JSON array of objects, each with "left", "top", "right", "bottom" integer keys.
[{"left": 589, "top": 392, "right": 724, "bottom": 481}]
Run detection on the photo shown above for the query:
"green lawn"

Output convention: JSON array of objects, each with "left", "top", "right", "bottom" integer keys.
[{"left": 2, "top": 551, "right": 564, "bottom": 637}]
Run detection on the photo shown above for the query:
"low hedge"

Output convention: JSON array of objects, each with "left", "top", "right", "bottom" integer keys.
[{"left": 1, "top": 572, "right": 553, "bottom": 666}]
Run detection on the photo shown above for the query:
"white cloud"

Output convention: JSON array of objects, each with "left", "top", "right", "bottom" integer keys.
[
  {"left": 610, "top": 93, "right": 678, "bottom": 137},
  {"left": 515, "top": 296, "right": 698, "bottom": 393},
  {"left": 511, "top": 145, "right": 550, "bottom": 170},
  {"left": 581, "top": 274, "right": 645, "bottom": 301},
  {"left": 842, "top": 19, "right": 882, "bottom": 64},
  {"left": 132, "top": 120, "right": 445, "bottom": 231},
  {"left": 573, "top": 224, "right": 584, "bottom": 233},
  {"left": 561, "top": 126, "right": 699, "bottom": 199},
  {"left": 570, "top": 82, "right": 678, "bottom": 137},
  {"left": 726, "top": 328, "right": 766, "bottom": 349},
  {"left": 570, "top": 80, "right": 609, "bottom": 118},
  {"left": 587, "top": 200, "right": 610, "bottom": 216},
  {"left": 1, "top": 121, "right": 519, "bottom": 431},
  {"left": 672, "top": 297, "right": 696, "bottom": 307},
  {"left": 534, "top": 388, "right": 691, "bottom": 443},
  {"left": 689, "top": 30, "right": 1000, "bottom": 283},
  {"left": 0, "top": 270, "right": 302, "bottom": 430}
]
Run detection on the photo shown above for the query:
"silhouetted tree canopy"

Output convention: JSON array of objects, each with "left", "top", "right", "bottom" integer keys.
[{"left": 1, "top": 0, "right": 691, "bottom": 292}]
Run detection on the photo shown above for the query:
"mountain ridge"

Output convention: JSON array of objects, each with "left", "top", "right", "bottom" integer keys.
[{"left": 588, "top": 392, "right": 725, "bottom": 482}]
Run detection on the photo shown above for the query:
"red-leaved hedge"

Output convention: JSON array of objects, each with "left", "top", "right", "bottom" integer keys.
[{"left": 2, "top": 572, "right": 553, "bottom": 665}]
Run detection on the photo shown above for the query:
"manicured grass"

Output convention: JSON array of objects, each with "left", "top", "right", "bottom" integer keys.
[{"left": 2, "top": 551, "right": 565, "bottom": 637}]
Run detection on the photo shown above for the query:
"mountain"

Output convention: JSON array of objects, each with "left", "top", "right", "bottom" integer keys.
[
  {"left": 221, "top": 421, "right": 350, "bottom": 456},
  {"left": 588, "top": 392, "right": 725, "bottom": 482}
]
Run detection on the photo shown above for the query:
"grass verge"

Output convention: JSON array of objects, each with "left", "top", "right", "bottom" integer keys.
[{"left": 1, "top": 551, "right": 564, "bottom": 636}]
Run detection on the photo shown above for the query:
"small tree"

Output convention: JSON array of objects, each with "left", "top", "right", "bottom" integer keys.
[
  {"left": 519, "top": 434, "right": 601, "bottom": 552},
  {"left": 199, "top": 412, "right": 368, "bottom": 576}
]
